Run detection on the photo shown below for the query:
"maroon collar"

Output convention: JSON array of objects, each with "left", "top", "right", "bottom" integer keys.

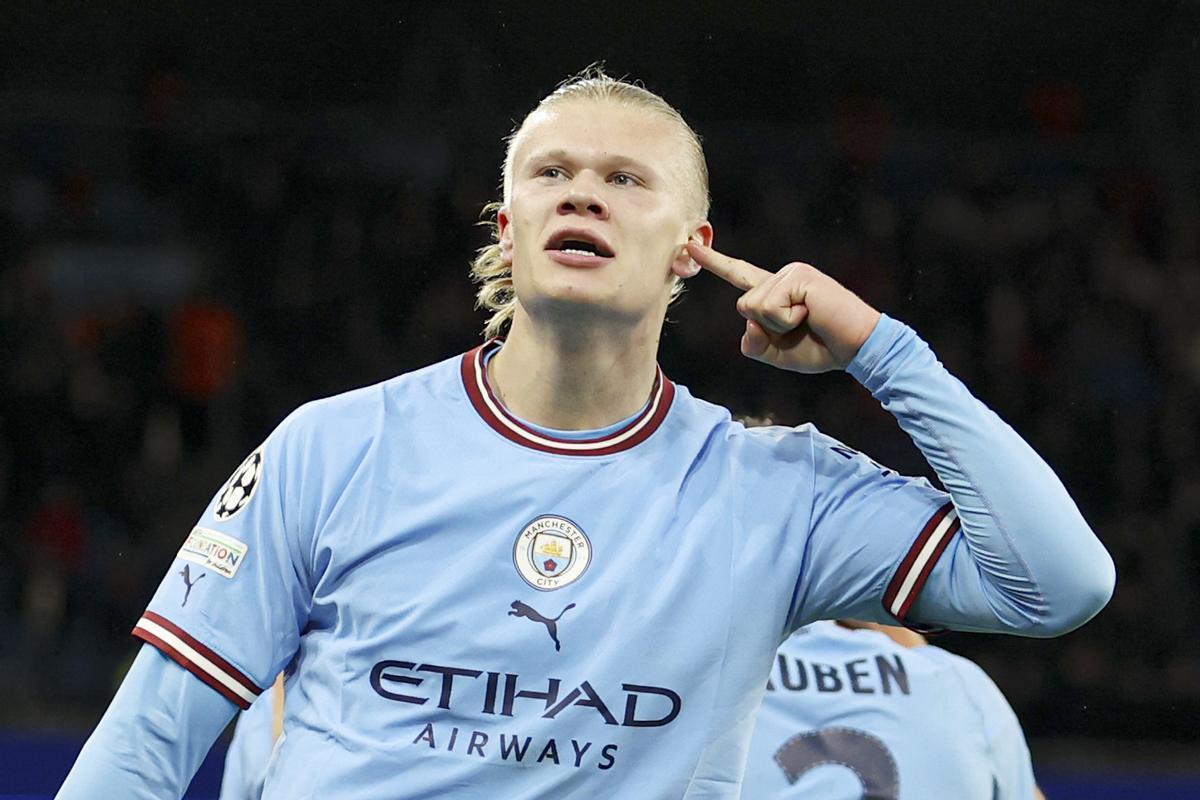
[{"left": 460, "top": 340, "right": 675, "bottom": 457}]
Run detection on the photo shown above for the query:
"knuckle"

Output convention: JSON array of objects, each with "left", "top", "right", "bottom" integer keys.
[{"left": 764, "top": 317, "right": 792, "bottom": 334}]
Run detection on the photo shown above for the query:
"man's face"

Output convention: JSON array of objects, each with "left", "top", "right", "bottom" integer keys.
[{"left": 499, "top": 100, "right": 711, "bottom": 329}]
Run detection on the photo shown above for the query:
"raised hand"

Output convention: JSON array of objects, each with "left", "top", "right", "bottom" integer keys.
[{"left": 685, "top": 243, "right": 881, "bottom": 373}]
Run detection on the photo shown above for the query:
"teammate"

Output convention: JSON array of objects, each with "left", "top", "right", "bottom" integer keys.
[
  {"left": 56, "top": 68, "right": 1113, "bottom": 798},
  {"left": 743, "top": 621, "right": 1045, "bottom": 799}
]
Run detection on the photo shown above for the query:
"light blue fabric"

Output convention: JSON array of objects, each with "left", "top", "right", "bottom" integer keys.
[
  {"left": 56, "top": 645, "right": 236, "bottom": 799},
  {"left": 57, "top": 316, "right": 1112, "bottom": 798},
  {"left": 847, "top": 316, "right": 1114, "bottom": 634},
  {"left": 219, "top": 683, "right": 278, "bottom": 800},
  {"left": 742, "top": 621, "right": 1037, "bottom": 799}
]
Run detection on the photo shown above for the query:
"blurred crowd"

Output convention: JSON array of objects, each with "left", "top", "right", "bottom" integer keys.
[{"left": 0, "top": 54, "right": 1197, "bottom": 744}]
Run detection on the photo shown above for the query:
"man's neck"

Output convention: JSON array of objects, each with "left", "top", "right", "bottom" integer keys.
[{"left": 488, "top": 310, "right": 662, "bottom": 431}]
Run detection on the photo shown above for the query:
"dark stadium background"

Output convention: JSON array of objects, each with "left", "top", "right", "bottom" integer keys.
[{"left": 1, "top": 2, "right": 1197, "bottom": 797}]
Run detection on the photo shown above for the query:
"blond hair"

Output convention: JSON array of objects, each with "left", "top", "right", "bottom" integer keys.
[{"left": 470, "top": 66, "right": 710, "bottom": 340}]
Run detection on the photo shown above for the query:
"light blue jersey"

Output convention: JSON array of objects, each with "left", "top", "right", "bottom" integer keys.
[
  {"left": 742, "top": 622, "right": 1037, "bottom": 799},
  {"left": 132, "top": 339, "right": 950, "bottom": 796},
  {"left": 219, "top": 684, "right": 278, "bottom": 800},
  {"left": 59, "top": 316, "right": 1113, "bottom": 799}
]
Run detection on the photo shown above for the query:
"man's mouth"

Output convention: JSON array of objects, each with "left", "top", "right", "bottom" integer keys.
[
  {"left": 544, "top": 229, "right": 616, "bottom": 260},
  {"left": 557, "top": 240, "right": 611, "bottom": 257}
]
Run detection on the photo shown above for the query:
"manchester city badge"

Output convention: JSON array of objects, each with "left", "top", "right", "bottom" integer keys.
[{"left": 513, "top": 515, "right": 592, "bottom": 591}]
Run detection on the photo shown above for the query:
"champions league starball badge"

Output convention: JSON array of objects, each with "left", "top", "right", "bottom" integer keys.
[
  {"left": 214, "top": 448, "right": 263, "bottom": 520},
  {"left": 513, "top": 515, "right": 592, "bottom": 591}
]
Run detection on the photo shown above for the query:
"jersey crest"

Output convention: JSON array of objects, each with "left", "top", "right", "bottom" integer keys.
[{"left": 513, "top": 515, "right": 592, "bottom": 591}]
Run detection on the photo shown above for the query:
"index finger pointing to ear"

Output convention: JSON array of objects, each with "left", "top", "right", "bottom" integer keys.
[{"left": 686, "top": 242, "right": 773, "bottom": 291}]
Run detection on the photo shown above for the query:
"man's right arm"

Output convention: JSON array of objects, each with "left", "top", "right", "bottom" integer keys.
[{"left": 56, "top": 644, "right": 237, "bottom": 799}]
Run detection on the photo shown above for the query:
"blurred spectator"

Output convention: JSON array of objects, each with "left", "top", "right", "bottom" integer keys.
[{"left": 169, "top": 293, "right": 242, "bottom": 454}]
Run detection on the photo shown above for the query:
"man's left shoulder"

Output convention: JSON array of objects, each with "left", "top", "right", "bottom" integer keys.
[{"left": 672, "top": 385, "right": 818, "bottom": 442}]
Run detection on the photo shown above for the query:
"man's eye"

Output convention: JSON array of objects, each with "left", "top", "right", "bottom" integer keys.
[
  {"left": 611, "top": 173, "right": 638, "bottom": 186},
  {"left": 539, "top": 167, "right": 563, "bottom": 179}
]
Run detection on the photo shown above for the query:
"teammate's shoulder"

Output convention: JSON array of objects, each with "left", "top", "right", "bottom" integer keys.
[
  {"left": 917, "top": 645, "right": 1027, "bottom": 748},
  {"left": 915, "top": 643, "right": 981, "bottom": 673},
  {"left": 915, "top": 645, "right": 1007, "bottom": 701}
]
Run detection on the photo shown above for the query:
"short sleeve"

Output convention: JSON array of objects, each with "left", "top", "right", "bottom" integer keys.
[
  {"left": 789, "top": 430, "right": 960, "bottom": 629},
  {"left": 132, "top": 416, "right": 312, "bottom": 710}
]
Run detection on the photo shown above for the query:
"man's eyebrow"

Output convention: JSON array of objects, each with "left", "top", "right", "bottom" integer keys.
[{"left": 524, "top": 148, "right": 660, "bottom": 179}]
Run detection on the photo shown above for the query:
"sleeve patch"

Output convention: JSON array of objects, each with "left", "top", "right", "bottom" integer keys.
[
  {"left": 180, "top": 526, "right": 249, "bottom": 579},
  {"left": 215, "top": 448, "right": 263, "bottom": 520}
]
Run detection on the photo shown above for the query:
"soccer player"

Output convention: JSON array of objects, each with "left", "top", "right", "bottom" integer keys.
[
  {"left": 56, "top": 68, "right": 1113, "bottom": 798},
  {"left": 743, "top": 621, "right": 1045, "bottom": 799}
]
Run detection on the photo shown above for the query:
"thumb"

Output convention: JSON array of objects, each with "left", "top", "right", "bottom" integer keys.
[{"left": 741, "top": 319, "right": 771, "bottom": 359}]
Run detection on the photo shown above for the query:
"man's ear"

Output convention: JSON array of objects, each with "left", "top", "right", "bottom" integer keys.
[
  {"left": 497, "top": 206, "right": 514, "bottom": 267},
  {"left": 671, "top": 220, "right": 713, "bottom": 278}
]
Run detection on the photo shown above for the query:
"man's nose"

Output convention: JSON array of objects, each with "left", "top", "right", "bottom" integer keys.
[{"left": 558, "top": 176, "right": 609, "bottom": 219}]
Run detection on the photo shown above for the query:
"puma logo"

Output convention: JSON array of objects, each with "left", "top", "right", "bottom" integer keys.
[
  {"left": 509, "top": 600, "right": 576, "bottom": 651},
  {"left": 179, "top": 564, "right": 205, "bottom": 607}
]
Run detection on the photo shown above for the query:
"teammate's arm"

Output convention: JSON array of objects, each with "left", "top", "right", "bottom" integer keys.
[
  {"left": 688, "top": 243, "right": 1114, "bottom": 635},
  {"left": 56, "top": 645, "right": 237, "bottom": 799}
]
